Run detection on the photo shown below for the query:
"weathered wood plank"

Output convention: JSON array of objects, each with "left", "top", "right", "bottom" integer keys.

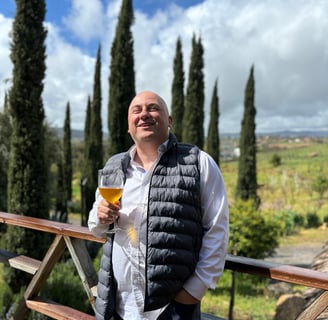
[
  {"left": 64, "top": 236, "right": 98, "bottom": 311},
  {"left": 225, "top": 254, "right": 328, "bottom": 291},
  {"left": 0, "top": 211, "right": 105, "bottom": 243},
  {"left": 0, "top": 249, "right": 40, "bottom": 274},
  {"left": 296, "top": 290, "right": 328, "bottom": 320},
  {"left": 26, "top": 297, "right": 95, "bottom": 320}
]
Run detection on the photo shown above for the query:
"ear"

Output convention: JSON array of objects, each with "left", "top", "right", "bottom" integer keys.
[{"left": 168, "top": 116, "right": 173, "bottom": 128}]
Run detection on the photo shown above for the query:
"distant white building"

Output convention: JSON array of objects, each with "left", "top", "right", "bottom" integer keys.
[{"left": 233, "top": 147, "right": 240, "bottom": 158}]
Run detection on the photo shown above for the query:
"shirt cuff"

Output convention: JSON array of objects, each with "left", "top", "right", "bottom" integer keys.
[{"left": 183, "top": 274, "right": 208, "bottom": 301}]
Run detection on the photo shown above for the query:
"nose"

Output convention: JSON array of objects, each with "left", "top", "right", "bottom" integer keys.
[{"left": 140, "top": 107, "right": 150, "bottom": 118}]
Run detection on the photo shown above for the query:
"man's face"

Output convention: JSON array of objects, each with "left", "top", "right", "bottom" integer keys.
[{"left": 128, "top": 91, "right": 172, "bottom": 145}]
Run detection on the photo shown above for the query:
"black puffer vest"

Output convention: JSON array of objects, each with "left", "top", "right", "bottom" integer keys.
[{"left": 95, "top": 134, "right": 202, "bottom": 320}]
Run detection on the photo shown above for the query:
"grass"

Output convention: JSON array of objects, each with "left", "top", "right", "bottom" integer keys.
[
  {"left": 279, "top": 228, "right": 327, "bottom": 246},
  {"left": 221, "top": 137, "right": 328, "bottom": 218},
  {"left": 202, "top": 272, "right": 277, "bottom": 319}
]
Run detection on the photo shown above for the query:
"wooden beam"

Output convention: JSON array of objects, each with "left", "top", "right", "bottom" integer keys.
[
  {"left": 64, "top": 236, "right": 98, "bottom": 311},
  {"left": 26, "top": 297, "right": 95, "bottom": 320},
  {"left": 0, "top": 249, "right": 41, "bottom": 274},
  {"left": 225, "top": 254, "right": 328, "bottom": 291},
  {"left": 296, "top": 291, "right": 328, "bottom": 320},
  {"left": 0, "top": 211, "right": 105, "bottom": 243}
]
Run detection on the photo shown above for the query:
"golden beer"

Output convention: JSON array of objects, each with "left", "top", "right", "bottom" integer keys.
[{"left": 99, "top": 187, "right": 123, "bottom": 203}]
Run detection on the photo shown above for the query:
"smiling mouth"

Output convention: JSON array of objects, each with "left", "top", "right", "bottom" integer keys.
[{"left": 137, "top": 121, "right": 156, "bottom": 127}]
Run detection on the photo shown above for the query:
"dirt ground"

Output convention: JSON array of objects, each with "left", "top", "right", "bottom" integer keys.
[{"left": 265, "top": 242, "right": 325, "bottom": 267}]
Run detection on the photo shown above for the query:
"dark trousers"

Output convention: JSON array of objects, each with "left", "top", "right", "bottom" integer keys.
[
  {"left": 157, "top": 301, "right": 201, "bottom": 320},
  {"left": 113, "top": 301, "right": 201, "bottom": 320}
]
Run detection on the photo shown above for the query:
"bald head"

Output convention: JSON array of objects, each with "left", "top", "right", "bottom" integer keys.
[{"left": 127, "top": 91, "right": 172, "bottom": 146}]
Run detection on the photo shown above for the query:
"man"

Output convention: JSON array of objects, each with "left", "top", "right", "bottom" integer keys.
[{"left": 88, "top": 91, "right": 229, "bottom": 320}]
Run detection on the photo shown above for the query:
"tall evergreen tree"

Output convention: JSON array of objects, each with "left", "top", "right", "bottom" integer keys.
[
  {"left": 206, "top": 79, "right": 220, "bottom": 165},
  {"left": 235, "top": 65, "right": 260, "bottom": 207},
  {"left": 182, "top": 34, "right": 205, "bottom": 148},
  {"left": 81, "top": 96, "right": 92, "bottom": 226},
  {"left": 83, "top": 45, "right": 103, "bottom": 226},
  {"left": 55, "top": 152, "right": 67, "bottom": 222},
  {"left": 5, "top": 0, "right": 48, "bottom": 292},
  {"left": 0, "top": 92, "right": 12, "bottom": 211},
  {"left": 90, "top": 45, "right": 103, "bottom": 173},
  {"left": 108, "top": 0, "right": 135, "bottom": 157},
  {"left": 171, "top": 37, "right": 185, "bottom": 141},
  {"left": 63, "top": 102, "right": 72, "bottom": 202},
  {"left": 84, "top": 95, "right": 92, "bottom": 158}
]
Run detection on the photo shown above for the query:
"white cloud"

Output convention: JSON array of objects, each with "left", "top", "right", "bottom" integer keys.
[
  {"left": 0, "top": 14, "right": 12, "bottom": 100},
  {"left": 63, "top": 0, "right": 105, "bottom": 42},
  {"left": 132, "top": 0, "right": 328, "bottom": 132},
  {"left": 1, "top": 0, "right": 328, "bottom": 134},
  {"left": 44, "top": 23, "right": 95, "bottom": 129}
]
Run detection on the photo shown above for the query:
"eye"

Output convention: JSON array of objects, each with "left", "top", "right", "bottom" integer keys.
[
  {"left": 148, "top": 104, "right": 159, "bottom": 112},
  {"left": 131, "top": 106, "right": 142, "bottom": 114}
]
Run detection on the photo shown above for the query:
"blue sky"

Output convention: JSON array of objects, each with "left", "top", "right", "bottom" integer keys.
[{"left": 1, "top": 0, "right": 328, "bottom": 133}]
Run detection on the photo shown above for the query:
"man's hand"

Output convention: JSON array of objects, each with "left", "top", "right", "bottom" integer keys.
[
  {"left": 174, "top": 288, "right": 199, "bottom": 304},
  {"left": 97, "top": 199, "right": 120, "bottom": 224}
]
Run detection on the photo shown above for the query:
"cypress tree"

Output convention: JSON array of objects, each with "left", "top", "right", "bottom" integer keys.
[
  {"left": 83, "top": 45, "right": 103, "bottom": 226},
  {"left": 182, "top": 34, "right": 205, "bottom": 148},
  {"left": 55, "top": 152, "right": 67, "bottom": 222},
  {"left": 84, "top": 95, "right": 92, "bottom": 158},
  {"left": 90, "top": 45, "right": 103, "bottom": 173},
  {"left": 206, "top": 79, "right": 220, "bottom": 165},
  {"left": 63, "top": 102, "right": 72, "bottom": 202},
  {"left": 0, "top": 93, "right": 12, "bottom": 211},
  {"left": 5, "top": 0, "right": 48, "bottom": 292},
  {"left": 108, "top": 0, "right": 135, "bottom": 157},
  {"left": 235, "top": 65, "right": 260, "bottom": 207},
  {"left": 171, "top": 37, "right": 184, "bottom": 141},
  {"left": 81, "top": 96, "right": 92, "bottom": 226}
]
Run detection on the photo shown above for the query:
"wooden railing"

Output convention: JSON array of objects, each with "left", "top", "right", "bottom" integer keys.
[{"left": 1, "top": 211, "right": 328, "bottom": 320}]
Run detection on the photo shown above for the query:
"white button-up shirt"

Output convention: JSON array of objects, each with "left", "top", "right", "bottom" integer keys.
[{"left": 88, "top": 142, "right": 229, "bottom": 320}]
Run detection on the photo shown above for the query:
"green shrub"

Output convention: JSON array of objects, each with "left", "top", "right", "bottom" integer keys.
[
  {"left": 229, "top": 199, "right": 282, "bottom": 259},
  {"left": 0, "top": 271, "right": 13, "bottom": 319},
  {"left": 306, "top": 212, "right": 321, "bottom": 228},
  {"left": 269, "top": 153, "right": 282, "bottom": 167},
  {"left": 276, "top": 210, "right": 297, "bottom": 236},
  {"left": 312, "top": 175, "right": 328, "bottom": 199},
  {"left": 294, "top": 213, "right": 305, "bottom": 228},
  {"left": 323, "top": 215, "right": 328, "bottom": 224}
]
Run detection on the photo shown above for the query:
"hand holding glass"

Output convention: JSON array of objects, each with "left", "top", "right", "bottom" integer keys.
[{"left": 98, "top": 169, "right": 124, "bottom": 232}]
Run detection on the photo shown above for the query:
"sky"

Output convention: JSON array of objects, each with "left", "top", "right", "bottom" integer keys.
[{"left": 0, "top": 0, "right": 328, "bottom": 134}]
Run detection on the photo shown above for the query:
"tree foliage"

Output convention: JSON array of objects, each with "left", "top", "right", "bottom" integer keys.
[
  {"left": 81, "top": 96, "right": 92, "bottom": 225},
  {"left": 0, "top": 93, "right": 12, "bottom": 211},
  {"left": 4, "top": 0, "right": 49, "bottom": 293},
  {"left": 171, "top": 37, "right": 185, "bottom": 141},
  {"left": 182, "top": 34, "right": 205, "bottom": 148},
  {"left": 63, "top": 102, "right": 72, "bottom": 202},
  {"left": 55, "top": 152, "right": 67, "bottom": 222},
  {"left": 108, "top": 0, "right": 135, "bottom": 156},
  {"left": 229, "top": 200, "right": 281, "bottom": 259},
  {"left": 83, "top": 46, "right": 104, "bottom": 226},
  {"left": 312, "top": 175, "right": 328, "bottom": 200},
  {"left": 206, "top": 79, "right": 220, "bottom": 165},
  {"left": 235, "top": 65, "right": 260, "bottom": 207}
]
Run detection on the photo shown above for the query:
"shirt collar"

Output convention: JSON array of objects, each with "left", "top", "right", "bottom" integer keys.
[{"left": 129, "top": 139, "right": 169, "bottom": 164}]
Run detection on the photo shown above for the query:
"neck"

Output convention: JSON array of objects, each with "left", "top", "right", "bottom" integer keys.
[{"left": 134, "top": 146, "right": 158, "bottom": 171}]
